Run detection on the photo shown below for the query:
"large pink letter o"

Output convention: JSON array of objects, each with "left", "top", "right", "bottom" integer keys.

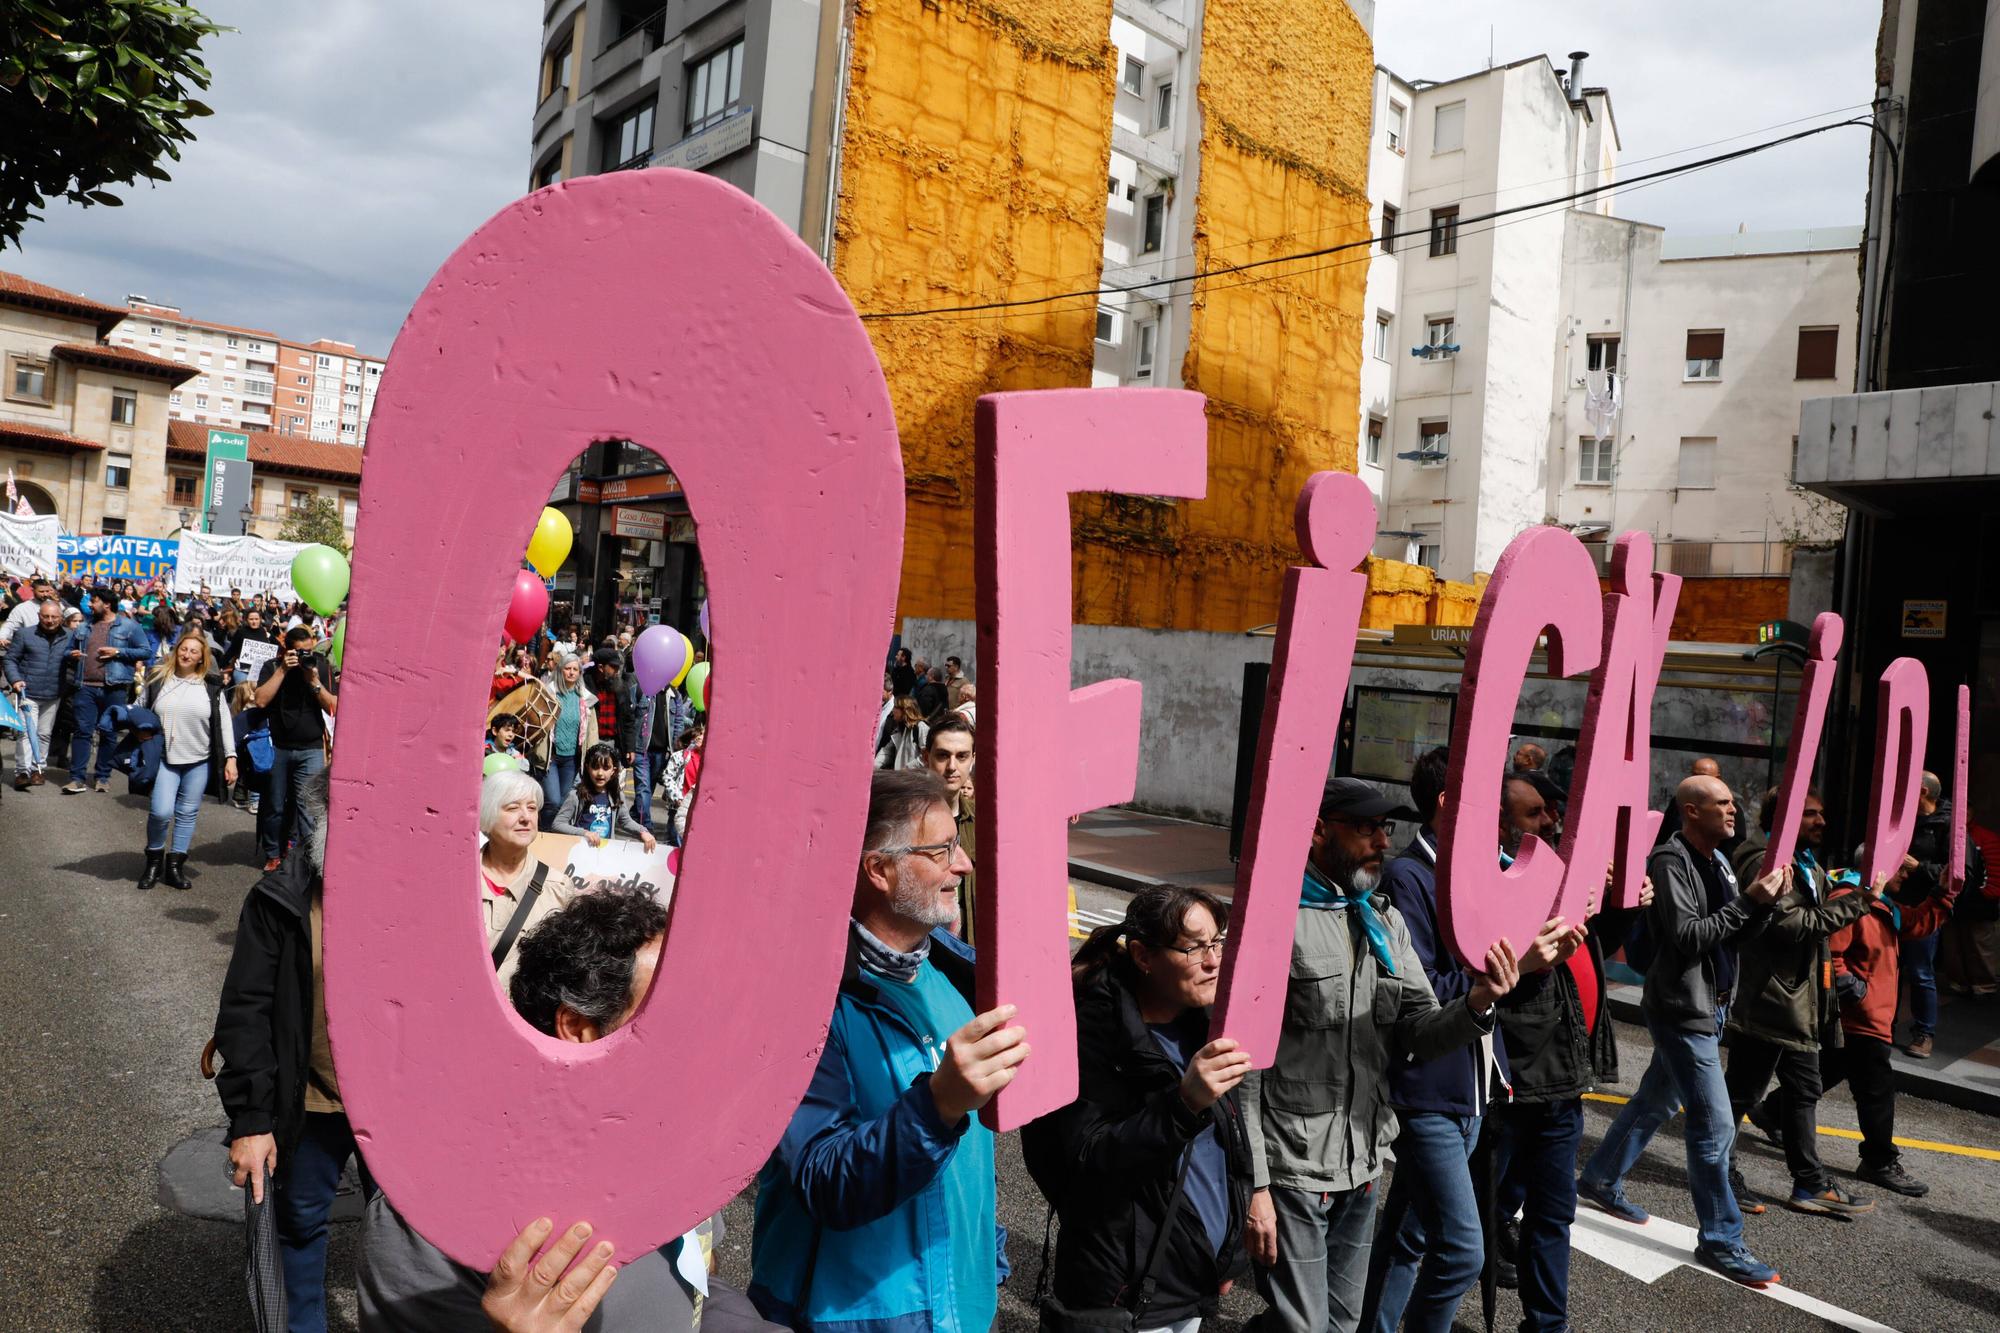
[{"left": 323, "top": 171, "right": 905, "bottom": 1267}]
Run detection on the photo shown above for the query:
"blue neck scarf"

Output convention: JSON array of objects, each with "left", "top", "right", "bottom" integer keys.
[{"left": 1300, "top": 862, "right": 1396, "bottom": 976}]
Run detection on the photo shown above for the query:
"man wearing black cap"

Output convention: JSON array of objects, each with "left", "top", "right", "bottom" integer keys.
[{"left": 1241, "top": 777, "right": 1523, "bottom": 1333}]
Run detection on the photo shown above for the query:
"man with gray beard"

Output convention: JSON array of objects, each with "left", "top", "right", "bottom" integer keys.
[
  {"left": 1242, "top": 778, "right": 1523, "bottom": 1333},
  {"left": 213, "top": 771, "right": 373, "bottom": 1333}
]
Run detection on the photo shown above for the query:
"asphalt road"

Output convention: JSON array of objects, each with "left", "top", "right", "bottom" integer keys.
[{"left": 3, "top": 793, "right": 1997, "bottom": 1331}]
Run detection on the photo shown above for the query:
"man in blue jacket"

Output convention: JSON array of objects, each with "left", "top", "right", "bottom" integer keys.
[
  {"left": 4, "top": 598, "right": 70, "bottom": 788},
  {"left": 751, "top": 769, "right": 1029, "bottom": 1333},
  {"left": 62, "top": 596, "right": 151, "bottom": 793}
]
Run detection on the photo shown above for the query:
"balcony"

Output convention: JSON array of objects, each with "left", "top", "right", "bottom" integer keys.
[
  {"left": 1581, "top": 539, "right": 1795, "bottom": 579},
  {"left": 595, "top": 4, "right": 666, "bottom": 83}
]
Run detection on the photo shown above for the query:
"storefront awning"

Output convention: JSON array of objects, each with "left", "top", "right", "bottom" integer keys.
[{"left": 1797, "top": 381, "right": 2000, "bottom": 515}]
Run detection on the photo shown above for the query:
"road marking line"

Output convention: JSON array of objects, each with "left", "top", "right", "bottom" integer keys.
[
  {"left": 1571, "top": 1206, "right": 1900, "bottom": 1331},
  {"left": 1581, "top": 1091, "right": 2000, "bottom": 1161}
]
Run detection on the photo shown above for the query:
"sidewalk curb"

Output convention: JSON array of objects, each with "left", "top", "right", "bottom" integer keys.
[
  {"left": 1605, "top": 990, "right": 2000, "bottom": 1119},
  {"left": 1068, "top": 858, "right": 1172, "bottom": 894}
]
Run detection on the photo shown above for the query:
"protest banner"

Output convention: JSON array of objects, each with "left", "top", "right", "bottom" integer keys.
[
  {"left": 172, "top": 532, "right": 306, "bottom": 600},
  {"left": 0, "top": 511, "right": 60, "bottom": 579},
  {"left": 234, "top": 638, "right": 279, "bottom": 679},
  {"left": 58, "top": 533, "right": 179, "bottom": 583},
  {"left": 528, "top": 832, "right": 678, "bottom": 903},
  {"left": 327, "top": 168, "right": 905, "bottom": 1267}
]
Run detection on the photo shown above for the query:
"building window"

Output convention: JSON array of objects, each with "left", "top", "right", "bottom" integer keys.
[
  {"left": 99, "top": 516, "right": 127, "bottom": 535},
  {"left": 1685, "top": 330, "right": 1724, "bottom": 380},
  {"left": 604, "top": 100, "right": 658, "bottom": 170},
  {"left": 1386, "top": 100, "right": 1406, "bottom": 152},
  {"left": 1578, "top": 436, "right": 1615, "bottom": 483},
  {"left": 226, "top": 335, "right": 238, "bottom": 348},
  {"left": 110, "top": 390, "right": 138, "bottom": 425},
  {"left": 1154, "top": 80, "right": 1174, "bottom": 131},
  {"left": 1586, "top": 335, "right": 1619, "bottom": 372},
  {"left": 547, "top": 31, "right": 573, "bottom": 100},
  {"left": 1365, "top": 416, "right": 1385, "bottom": 467},
  {"left": 534, "top": 152, "right": 562, "bottom": 189},
  {"left": 1373, "top": 313, "right": 1392, "bottom": 360},
  {"left": 289, "top": 488, "right": 313, "bottom": 512},
  {"left": 1428, "top": 206, "right": 1459, "bottom": 257},
  {"left": 1095, "top": 308, "right": 1117, "bottom": 344},
  {"left": 685, "top": 37, "right": 744, "bottom": 136},
  {"left": 1141, "top": 192, "right": 1167, "bottom": 253},
  {"left": 1677, "top": 437, "right": 1716, "bottom": 490},
  {"left": 105, "top": 453, "right": 132, "bottom": 489},
  {"left": 149, "top": 322, "right": 162, "bottom": 335},
  {"left": 1415, "top": 529, "right": 1442, "bottom": 571},
  {"left": 343, "top": 496, "right": 359, "bottom": 529},
  {"left": 1424, "top": 316, "right": 1456, "bottom": 359},
  {"left": 315, "top": 354, "right": 332, "bottom": 369},
  {"left": 1121, "top": 54, "right": 1145, "bottom": 95},
  {"left": 1433, "top": 101, "right": 1466, "bottom": 153},
  {"left": 1795, "top": 326, "right": 1838, "bottom": 380},
  {"left": 1135, "top": 320, "right": 1158, "bottom": 380},
  {"left": 169, "top": 392, "right": 182, "bottom": 405},
  {"left": 5, "top": 354, "right": 51, "bottom": 404},
  {"left": 1380, "top": 203, "right": 1399, "bottom": 254},
  {"left": 1418, "top": 418, "right": 1450, "bottom": 466},
  {"left": 172, "top": 474, "right": 198, "bottom": 505},
  {"left": 194, "top": 393, "right": 209, "bottom": 408}
]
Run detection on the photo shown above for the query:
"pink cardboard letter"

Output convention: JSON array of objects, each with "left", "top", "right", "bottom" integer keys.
[
  {"left": 973, "top": 388, "right": 1207, "bottom": 1131},
  {"left": 1862, "top": 657, "right": 1931, "bottom": 890},
  {"left": 1556, "top": 534, "right": 1679, "bottom": 918},
  {"left": 1208, "top": 473, "right": 1377, "bottom": 1066},
  {"left": 325, "top": 171, "right": 905, "bottom": 1266},
  {"left": 1953, "top": 684, "right": 1971, "bottom": 885},
  {"left": 1436, "top": 526, "right": 1603, "bottom": 967},
  {"left": 1756, "top": 612, "right": 1845, "bottom": 880}
]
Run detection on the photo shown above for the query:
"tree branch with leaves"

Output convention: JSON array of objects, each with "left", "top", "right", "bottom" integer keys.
[
  {"left": 0, "top": 0, "right": 228, "bottom": 248},
  {"left": 278, "top": 494, "right": 350, "bottom": 557}
]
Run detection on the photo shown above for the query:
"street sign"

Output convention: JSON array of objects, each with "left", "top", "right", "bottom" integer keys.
[
  {"left": 210, "top": 456, "right": 254, "bottom": 536},
  {"left": 1390, "top": 623, "right": 1474, "bottom": 647},
  {"left": 201, "top": 429, "right": 250, "bottom": 525}
]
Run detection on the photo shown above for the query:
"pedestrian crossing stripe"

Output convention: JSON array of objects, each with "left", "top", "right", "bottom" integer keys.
[
  {"left": 1068, "top": 884, "right": 1122, "bottom": 939},
  {"left": 1582, "top": 1091, "right": 2000, "bottom": 1162}
]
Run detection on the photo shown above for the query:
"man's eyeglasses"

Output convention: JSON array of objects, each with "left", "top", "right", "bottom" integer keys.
[
  {"left": 872, "top": 834, "right": 963, "bottom": 866},
  {"left": 1330, "top": 817, "right": 1396, "bottom": 838},
  {"left": 1160, "top": 937, "right": 1228, "bottom": 960}
]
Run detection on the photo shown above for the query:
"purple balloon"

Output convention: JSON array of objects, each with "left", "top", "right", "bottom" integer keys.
[
  {"left": 632, "top": 624, "right": 689, "bottom": 695},
  {"left": 698, "top": 598, "right": 710, "bottom": 645}
]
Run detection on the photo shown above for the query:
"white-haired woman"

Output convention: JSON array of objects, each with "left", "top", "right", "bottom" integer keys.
[{"left": 480, "top": 767, "right": 575, "bottom": 989}]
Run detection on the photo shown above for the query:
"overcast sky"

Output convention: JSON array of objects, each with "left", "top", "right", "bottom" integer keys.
[{"left": 13, "top": 1, "right": 1880, "bottom": 358}]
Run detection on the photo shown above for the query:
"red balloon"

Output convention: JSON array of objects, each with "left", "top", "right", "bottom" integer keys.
[{"left": 503, "top": 571, "right": 548, "bottom": 644}]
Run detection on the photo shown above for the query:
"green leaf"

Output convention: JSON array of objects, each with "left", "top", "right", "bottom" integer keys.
[
  {"left": 86, "top": 191, "right": 124, "bottom": 206},
  {"left": 126, "top": 48, "right": 168, "bottom": 77},
  {"left": 53, "top": 42, "right": 98, "bottom": 62},
  {"left": 76, "top": 60, "right": 99, "bottom": 91},
  {"left": 183, "top": 97, "right": 211, "bottom": 116}
]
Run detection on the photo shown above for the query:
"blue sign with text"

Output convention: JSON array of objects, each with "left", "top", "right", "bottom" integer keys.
[{"left": 58, "top": 534, "right": 179, "bottom": 584}]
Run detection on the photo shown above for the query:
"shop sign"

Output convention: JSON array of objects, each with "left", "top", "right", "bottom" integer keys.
[
  {"left": 612, "top": 506, "right": 667, "bottom": 540},
  {"left": 1901, "top": 600, "right": 1947, "bottom": 639}
]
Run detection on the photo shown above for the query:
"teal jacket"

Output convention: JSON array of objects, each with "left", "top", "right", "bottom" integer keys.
[{"left": 750, "top": 926, "right": 1006, "bottom": 1333}]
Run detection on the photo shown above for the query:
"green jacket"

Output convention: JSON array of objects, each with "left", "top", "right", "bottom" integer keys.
[{"left": 1724, "top": 854, "right": 1874, "bottom": 1053}]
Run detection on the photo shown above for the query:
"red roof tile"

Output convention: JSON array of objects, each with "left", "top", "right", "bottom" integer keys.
[
  {"left": 52, "top": 342, "right": 199, "bottom": 383},
  {"left": 166, "top": 419, "right": 363, "bottom": 481},
  {"left": 0, "top": 270, "right": 128, "bottom": 335},
  {"left": 0, "top": 419, "right": 105, "bottom": 452}
]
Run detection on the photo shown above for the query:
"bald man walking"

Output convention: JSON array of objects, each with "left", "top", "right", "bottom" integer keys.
[{"left": 1578, "top": 777, "right": 1785, "bottom": 1287}]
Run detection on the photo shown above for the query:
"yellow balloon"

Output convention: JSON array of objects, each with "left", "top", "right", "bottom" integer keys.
[{"left": 526, "top": 507, "right": 573, "bottom": 577}]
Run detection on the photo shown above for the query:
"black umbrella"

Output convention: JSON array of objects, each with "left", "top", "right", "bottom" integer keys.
[
  {"left": 1472, "top": 1115, "right": 1511, "bottom": 1333},
  {"left": 244, "top": 1165, "right": 288, "bottom": 1333}
]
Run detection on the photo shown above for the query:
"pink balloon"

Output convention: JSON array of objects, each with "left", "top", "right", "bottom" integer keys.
[
  {"left": 503, "top": 571, "right": 548, "bottom": 644},
  {"left": 632, "top": 624, "right": 690, "bottom": 694}
]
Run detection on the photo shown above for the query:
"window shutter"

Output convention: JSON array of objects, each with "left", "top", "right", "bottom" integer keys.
[
  {"left": 1685, "top": 330, "right": 1724, "bottom": 361},
  {"left": 1795, "top": 327, "right": 1838, "bottom": 379}
]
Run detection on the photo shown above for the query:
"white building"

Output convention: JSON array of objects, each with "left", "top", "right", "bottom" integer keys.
[
  {"left": 1359, "top": 53, "right": 1857, "bottom": 582},
  {"left": 109, "top": 298, "right": 281, "bottom": 436}
]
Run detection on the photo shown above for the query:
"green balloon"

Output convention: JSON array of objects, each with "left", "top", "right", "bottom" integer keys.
[
  {"left": 325, "top": 617, "right": 346, "bottom": 669},
  {"left": 483, "top": 752, "right": 524, "bottom": 776},
  {"left": 685, "top": 661, "right": 710, "bottom": 712},
  {"left": 292, "top": 544, "right": 351, "bottom": 616}
]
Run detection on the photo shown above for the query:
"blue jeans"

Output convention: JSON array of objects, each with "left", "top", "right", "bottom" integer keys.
[
  {"left": 1251, "top": 1182, "right": 1378, "bottom": 1333},
  {"left": 541, "top": 751, "right": 579, "bottom": 828},
  {"left": 1364, "top": 1112, "right": 1482, "bottom": 1333},
  {"left": 258, "top": 744, "right": 324, "bottom": 862},
  {"left": 629, "top": 749, "right": 652, "bottom": 828},
  {"left": 274, "top": 1111, "right": 374, "bottom": 1333},
  {"left": 146, "top": 759, "right": 210, "bottom": 853},
  {"left": 1903, "top": 933, "right": 1939, "bottom": 1036},
  {"left": 1499, "top": 1099, "right": 1581, "bottom": 1333},
  {"left": 70, "top": 683, "right": 128, "bottom": 781},
  {"left": 1580, "top": 1011, "right": 1743, "bottom": 1251}
]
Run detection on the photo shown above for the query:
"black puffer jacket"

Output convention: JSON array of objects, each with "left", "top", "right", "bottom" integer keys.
[
  {"left": 1021, "top": 966, "right": 1253, "bottom": 1326},
  {"left": 1496, "top": 928, "right": 1618, "bottom": 1103},
  {"left": 212, "top": 849, "right": 318, "bottom": 1163}
]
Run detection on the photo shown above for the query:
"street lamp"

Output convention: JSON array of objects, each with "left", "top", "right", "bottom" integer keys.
[
  {"left": 240, "top": 502, "right": 254, "bottom": 535},
  {"left": 177, "top": 508, "right": 191, "bottom": 533}
]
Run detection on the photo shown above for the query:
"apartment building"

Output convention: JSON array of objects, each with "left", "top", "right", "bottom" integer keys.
[
  {"left": 274, "top": 338, "right": 385, "bottom": 447},
  {"left": 1358, "top": 53, "right": 1857, "bottom": 639},
  {"left": 111, "top": 298, "right": 280, "bottom": 436}
]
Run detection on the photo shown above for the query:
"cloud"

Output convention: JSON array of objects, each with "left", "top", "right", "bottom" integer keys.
[
  {"left": 13, "top": 0, "right": 540, "bottom": 356},
  {"left": 1373, "top": 1, "right": 1880, "bottom": 236}
]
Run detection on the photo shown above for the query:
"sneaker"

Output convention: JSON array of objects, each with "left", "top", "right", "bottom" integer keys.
[
  {"left": 1728, "top": 1169, "right": 1767, "bottom": 1216},
  {"left": 262, "top": 857, "right": 282, "bottom": 873},
  {"left": 1857, "top": 1161, "right": 1929, "bottom": 1198},
  {"left": 93, "top": 780, "right": 109, "bottom": 793},
  {"left": 30, "top": 771, "right": 43, "bottom": 785},
  {"left": 248, "top": 798, "right": 260, "bottom": 813},
  {"left": 61, "top": 781, "right": 87, "bottom": 795},
  {"left": 1695, "top": 1242, "right": 1781, "bottom": 1288},
  {"left": 1788, "top": 1183, "right": 1875, "bottom": 1216},
  {"left": 1903, "top": 1034, "right": 1934, "bottom": 1060},
  {"left": 1578, "top": 1177, "right": 1649, "bottom": 1224},
  {"left": 1745, "top": 1099, "right": 1783, "bottom": 1151}
]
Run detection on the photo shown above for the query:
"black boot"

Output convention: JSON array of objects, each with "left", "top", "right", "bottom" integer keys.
[
  {"left": 161, "top": 852, "right": 190, "bottom": 890},
  {"left": 138, "top": 848, "right": 163, "bottom": 891}
]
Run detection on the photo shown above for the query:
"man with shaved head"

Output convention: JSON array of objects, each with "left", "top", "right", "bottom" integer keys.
[
  {"left": 1578, "top": 775, "right": 1785, "bottom": 1288},
  {"left": 1654, "top": 756, "right": 1724, "bottom": 846}
]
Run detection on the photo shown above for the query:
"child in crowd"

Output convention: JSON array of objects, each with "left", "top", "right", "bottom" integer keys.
[
  {"left": 553, "top": 742, "right": 656, "bottom": 851},
  {"left": 229, "top": 681, "right": 268, "bottom": 815},
  {"left": 661, "top": 721, "right": 704, "bottom": 847},
  {"left": 485, "top": 712, "right": 528, "bottom": 764}
]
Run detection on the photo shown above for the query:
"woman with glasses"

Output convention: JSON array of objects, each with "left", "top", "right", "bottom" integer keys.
[{"left": 1021, "top": 886, "right": 1254, "bottom": 1333}]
